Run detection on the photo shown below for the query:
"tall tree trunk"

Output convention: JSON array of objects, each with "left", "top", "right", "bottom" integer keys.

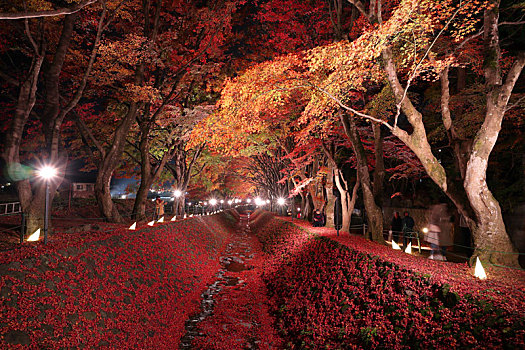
[
  {"left": 3, "top": 50, "right": 45, "bottom": 236},
  {"left": 462, "top": 1, "right": 524, "bottom": 266},
  {"left": 325, "top": 164, "right": 336, "bottom": 228},
  {"left": 95, "top": 102, "right": 140, "bottom": 222},
  {"left": 372, "top": 123, "right": 385, "bottom": 206},
  {"left": 341, "top": 113, "right": 384, "bottom": 242},
  {"left": 380, "top": 26, "right": 524, "bottom": 266}
]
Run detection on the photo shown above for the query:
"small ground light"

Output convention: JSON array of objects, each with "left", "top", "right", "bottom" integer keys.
[
  {"left": 27, "top": 229, "right": 40, "bottom": 242},
  {"left": 474, "top": 257, "right": 487, "bottom": 280},
  {"left": 404, "top": 242, "right": 412, "bottom": 254}
]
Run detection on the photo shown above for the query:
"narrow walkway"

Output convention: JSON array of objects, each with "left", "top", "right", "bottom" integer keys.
[{"left": 179, "top": 214, "right": 282, "bottom": 349}]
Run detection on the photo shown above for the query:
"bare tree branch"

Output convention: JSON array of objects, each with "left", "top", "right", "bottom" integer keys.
[{"left": 0, "top": 0, "right": 97, "bottom": 20}]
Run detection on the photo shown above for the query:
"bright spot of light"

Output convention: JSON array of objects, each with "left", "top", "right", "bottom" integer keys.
[
  {"left": 129, "top": 222, "right": 136, "bottom": 230},
  {"left": 404, "top": 241, "right": 412, "bottom": 254},
  {"left": 174, "top": 189, "right": 182, "bottom": 198},
  {"left": 474, "top": 257, "right": 487, "bottom": 280},
  {"left": 38, "top": 166, "right": 57, "bottom": 180},
  {"left": 209, "top": 198, "right": 217, "bottom": 206},
  {"left": 27, "top": 228, "right": 41, "bottom": 241},
  {"left": 392, "top": 240, "right": 401, "bottom": 250},
  {"left": 148, "top": 221, "right": 155, "bottom": 226}
]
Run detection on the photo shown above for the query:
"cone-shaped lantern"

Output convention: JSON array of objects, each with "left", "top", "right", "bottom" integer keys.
[
  {"left": 392, "top": 240, "right": 401, "bottom": 250},
  {"left": 147, "top": 220, "right": 155, "bottom": 226},
  {"left": 171, "top": 216, "right": 176, "bottom": 221},
  {"left": 129, "top": 222, "right": 137, "bottom": 230},
  {"left": 157, "top": 216, "right": 164, "bottom": 223},
  {"left": 404, "top": 242, "right": 412, "bottom": 254},
  {"left": 474, "top": 257, "right": 487, "bottom": 280},
  {"left": 27, "top": 228, "right": 41, "bottom": 242}
]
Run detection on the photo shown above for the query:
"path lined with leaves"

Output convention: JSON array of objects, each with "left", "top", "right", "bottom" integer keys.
[{"left": 184, "top": 214, "right": 282, "bottom": 349}]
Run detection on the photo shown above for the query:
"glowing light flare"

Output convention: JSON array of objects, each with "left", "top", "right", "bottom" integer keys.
[
  {"left": 27, "top": 229, "right": 41, "bottom": 242},
  {"left": 404, "top": 241, "right": 412, "bottom": 254},
  {"left": 148, "top": 221, "right": 155, "bottom": 226},
  {"left": 246, "top": 199, "right": 251, "bottom": 203},
  {"left": 37, "top": 166, "right": 57, "bottom": 180},
  {"left": 277, "top": 198, "right": 285, "bottom": 205},
  {"left": 209, "top": 198, "right": 217, "bottom": 206},
  {"left": 474, "top": 257, "right": 487, "bottom": 280},
  {"left": 422, "top": 227, "right": 429, "bottom": 234},
  {"left": 174, "top": 189, "right": 182, "bottom": 198},
  {"left": 129, "top": 222, "right": 137, "bottom": 230},
  {"left": 392, "top": 240, "right": 401, "bottom": 250},
  {"left": 255, "top": 197, "right": 264, "bottom": 206}
]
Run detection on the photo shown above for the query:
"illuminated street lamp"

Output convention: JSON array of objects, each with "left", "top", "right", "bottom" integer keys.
[
  {"left": 174, "top": 189, "right": 182, "bottom": 198},
  {"left": 209, "top": 198, "right": 217, "bottom": 206},
  {"left": 37, "top": 165, "right": 57, "bottom": 244},
  {"left": 277, "top": 197, "right": 285, "bottom": 216}
]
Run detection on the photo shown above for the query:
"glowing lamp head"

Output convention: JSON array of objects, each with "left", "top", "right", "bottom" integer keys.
[
  {"left": 209, "top": 198, "right": 217, "bottom": 206},
  {"left": 228, "top": 200, "right": 233, "bottom": 205},
  {"left": 246, "top": 198, "right": 251, "bottom": 203},
  {"left": 174, "top": 189, "right": 182, "bottom": 198},
  {"left": 220, "top": 199, "right": 224, "bottom": 204},
  {"left": 422, "top": 227, "right": 429, "bottom": 234},
  {"left": 266, "top": 199, "right": 270, "bottom": 204},
  {"left": 38, "top": 166, "right": 57, "bottom": 180},
  {"left": 277, "top": 198, "right": 285, "bottom": 206}
]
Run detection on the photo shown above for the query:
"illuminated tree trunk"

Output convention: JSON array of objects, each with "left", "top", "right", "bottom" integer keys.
[
  {"left": 325, "top": 165, "right": 336, "bottom": 228},
  {"left": 341, "top": 113, "right": 384, "bottom": 243},
  {"left": 95, "top": 102, "right": 140, "bottom": 223},
  {"left": 378, "top": 1, "right": 524, "bottom": 266}
]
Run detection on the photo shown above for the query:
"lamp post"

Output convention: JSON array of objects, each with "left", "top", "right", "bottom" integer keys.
[
  {"left": 277, "top": 197, "right": 285, "bottom": 216},
  {"left": 38, "top": 165, "right": 57, "bottom": 244}
]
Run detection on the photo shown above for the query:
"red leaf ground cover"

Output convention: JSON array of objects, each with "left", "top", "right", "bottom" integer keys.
[
  {"left": 289, "top": 218, "right": 525, "bottom": 313},
  {"left": 0, "top": 212, "right": 237, "bottom": 348},
  {"left": 252, "top": 213, "right": 525, "bottom": 349}
]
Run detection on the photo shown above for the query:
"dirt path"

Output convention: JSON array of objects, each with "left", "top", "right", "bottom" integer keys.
[{"left": 179, "top": 214, "right": 282, "bottom": 349}]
